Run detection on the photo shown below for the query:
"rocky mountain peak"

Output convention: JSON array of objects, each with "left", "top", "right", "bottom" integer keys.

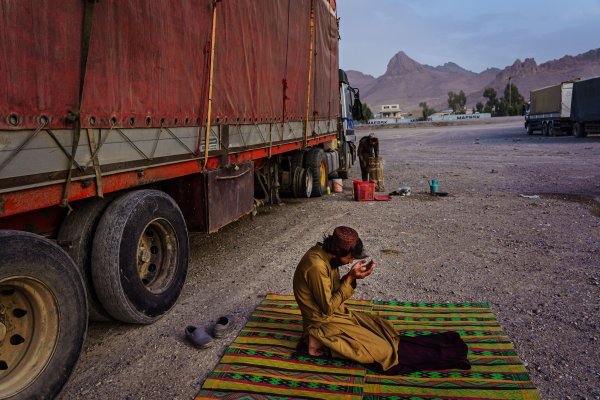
[
  {"left": 385, "top": 51, "right": 424, "bottom": 75},
  {"left": 501, "top": 58, "right": 539, "bottom": 77},
  {"left": 435, "top": 62, "right": 473, "bottom": 75}
]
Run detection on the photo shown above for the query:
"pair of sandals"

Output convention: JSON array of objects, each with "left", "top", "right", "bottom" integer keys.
[{"left": 185, "top": 315, "right": 234, "bottom": 349}]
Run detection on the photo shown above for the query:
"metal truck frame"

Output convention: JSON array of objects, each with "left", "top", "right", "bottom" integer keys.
[{"left": 0, "top": 1, "right": 359, "bottom": 398}]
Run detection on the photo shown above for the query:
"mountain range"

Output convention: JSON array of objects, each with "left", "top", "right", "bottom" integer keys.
[{"left": 346, "top": 49, "right": 600, "bottom": 115}]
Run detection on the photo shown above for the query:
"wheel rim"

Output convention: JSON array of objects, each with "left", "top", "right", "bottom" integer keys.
[
  {"left": 0, "top": 277, "right": 59, "bottom": 398},
  {"left": 304, "top": 169, "right": 313, "bottom": 198},
  {"left": 319, "top": 161, "right": 327, "bottom": 187},
  {"left": 137, "top": 218, "right": 178, "bottom": 294},
  {"left": 292, "top": 168, "right": 300, "bottom": 197}
]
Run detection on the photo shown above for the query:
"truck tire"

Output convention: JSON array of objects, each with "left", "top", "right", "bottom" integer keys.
[
  {"left": 292, "top": 167, "right": 313, "bottom": 198},
  {"left": 307, "top": 148, "right": 328, "bottom": 197},
  {"left": 290, "top": 151, "right": 305, "bottom": 172},
  {"left": 526, "top": 124, "right": 533, "bottom": 135},
  {"left": 345, "top": 144, "right": 354, "bottom": 173},
  {"left": 0, "top": 231, "right": 87, "bottom": 400},
  {"left": 91, "top": 190, "right": 189, "bottom": 324},
  {"left": 58, "top": 197, "right": 114, "bottom": 322},
  {"left": 573, "top": 122, "right": 586, "bottom": 138},
  {"left": 542, "top": 122, "right": 549, "bottom": 136}
]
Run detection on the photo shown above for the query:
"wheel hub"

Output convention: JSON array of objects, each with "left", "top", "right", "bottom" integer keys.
[
  {"left": 0, "top": 279, "right": 59, "bottom": 398},
  {"left": 138, "top": 244, "right": 152, "bottom": 264},
  {"left": 136, "top": 219, "right": 178, "bottom": 294}
]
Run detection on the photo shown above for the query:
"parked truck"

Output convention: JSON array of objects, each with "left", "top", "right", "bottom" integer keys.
[
  {"left": 0, "top": 1, "right": 360, "bottom": 398},
  {"left": 525, "top": 76, "right": 600, "bottom": 137}
]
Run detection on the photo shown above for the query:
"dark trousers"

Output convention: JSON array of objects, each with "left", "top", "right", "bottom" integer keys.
[{"left": 370, "top": 331, "right": 471, "bottom": 375}]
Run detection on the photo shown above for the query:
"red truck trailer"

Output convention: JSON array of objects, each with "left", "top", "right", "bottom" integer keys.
[{"left": 0, "top": 1, "right": 360, "bottom": 397}]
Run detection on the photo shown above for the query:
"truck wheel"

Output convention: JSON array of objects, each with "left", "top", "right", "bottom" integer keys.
[
  {"left": 542, "top": 122, "right": 549, "bottom": 136},
  {"left": 526, "top": 124, "right": 533, "bottom": 135},
  {"left": 292, "top": 167, "right": 313, "bottom": 198},
  {"left": 573, "top": 122, "right": 586, "bottom": 138},
  {"left": 338, "top": 146, "right": 352, "bottom": 179},
  {"left": 290, "top": 151, "right": 305, "bottom": 172},
  {"left": 91, "top": 190, "right": 189, "bottom": 324},
  {"left": 307, "top": 148, "right": 328, "bottom": 197},
  {"left": 0, "top": 231, "right": 87, "bottom": 400},
  {"left": 58, "top": 197, "right": 114, "bottom": 322}
]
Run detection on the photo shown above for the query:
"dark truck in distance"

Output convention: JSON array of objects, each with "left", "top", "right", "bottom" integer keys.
[{"left": 525, "top": 76, "right": 600, "bottom": 137}]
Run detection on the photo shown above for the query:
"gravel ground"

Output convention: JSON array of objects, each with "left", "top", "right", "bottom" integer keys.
[{"left": 60, "top": 117, "right": 600, "bottom": 400}]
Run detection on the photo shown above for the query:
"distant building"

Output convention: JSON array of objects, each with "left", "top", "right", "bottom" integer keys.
[{"left": 380, "top": 104, "right": 403, "bottom": 118}]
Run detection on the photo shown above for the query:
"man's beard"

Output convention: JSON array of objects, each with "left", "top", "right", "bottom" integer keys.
[{"left": 330, "top": 258, "right": 344, "bottom": 269}]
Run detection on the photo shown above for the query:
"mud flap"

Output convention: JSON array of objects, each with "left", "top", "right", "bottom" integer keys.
[
  {"left": 205, "top": 161, "right": 254, "bottom": 233},
  {"left": 161, "top": 161, "right": 254, "bottom": 233}
]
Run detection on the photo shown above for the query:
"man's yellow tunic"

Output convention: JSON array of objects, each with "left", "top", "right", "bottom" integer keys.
[{"left": 293, "top": 245, "right": 400, "bottom": 370}]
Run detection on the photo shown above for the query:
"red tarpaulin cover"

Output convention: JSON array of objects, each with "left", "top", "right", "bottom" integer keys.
[
  {"left": 0, "top": 0, "right": 340, "bottom": 130},
  {"left": 0, "top": 0, "right": 83, "bottom": 129}
]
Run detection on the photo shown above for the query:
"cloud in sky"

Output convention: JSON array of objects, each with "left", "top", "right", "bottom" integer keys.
[{"left": 338, "top": 0, "right": 600, "bottom": 76}]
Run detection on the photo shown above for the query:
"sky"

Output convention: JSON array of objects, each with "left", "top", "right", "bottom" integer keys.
[{"left": 338, "top": 0, "right": 600, "bottom": 77}]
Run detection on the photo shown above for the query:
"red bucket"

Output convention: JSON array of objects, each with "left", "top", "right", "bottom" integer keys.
[{"left": 353, "top": 180, "right": 375, "bottom": 201}]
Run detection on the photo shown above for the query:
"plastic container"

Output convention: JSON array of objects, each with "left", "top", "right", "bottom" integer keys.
[
  {"left": 353, "top": 180, "right": 375, "bottom": 201},
  {"left": 332, "top": 179, "right": 343, "bottom": 193},
  {"left": 429, "top": 179, "right": 438, "bottom": 194}
]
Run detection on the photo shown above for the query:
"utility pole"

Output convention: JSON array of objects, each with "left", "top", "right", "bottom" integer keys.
[{"left": 509, "top": 76, "right": 512, "bottom": 114}]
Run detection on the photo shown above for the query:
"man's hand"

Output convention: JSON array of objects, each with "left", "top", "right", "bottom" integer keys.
[{"left": 348, "top": 259, "right": 375, "bottom": 281}]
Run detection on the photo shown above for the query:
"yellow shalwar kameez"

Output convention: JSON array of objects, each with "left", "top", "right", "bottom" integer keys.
[{"left": 293, "top": 245, "right": 400, "bottom": 370}]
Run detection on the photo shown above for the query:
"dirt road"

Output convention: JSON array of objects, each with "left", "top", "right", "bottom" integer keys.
[{"left": 60, "top": 117, "right": 600, "bottom": 400}]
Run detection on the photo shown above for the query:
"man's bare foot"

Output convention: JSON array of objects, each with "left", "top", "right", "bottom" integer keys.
[{"left": 308, "top": 335, "right": 325, "bottom": 356}]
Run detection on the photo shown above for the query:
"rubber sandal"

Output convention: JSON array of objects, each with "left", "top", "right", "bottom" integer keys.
[
  {"left": 185, "top": 325, "right": 213, "bottom": 349},
  {"left": 213, "top": 315, "right": 234, "bottom": 338}
]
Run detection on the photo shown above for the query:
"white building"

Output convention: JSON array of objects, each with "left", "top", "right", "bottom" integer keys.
[{"left": 380, "top": 104, "right": 403, "bottom": 118}]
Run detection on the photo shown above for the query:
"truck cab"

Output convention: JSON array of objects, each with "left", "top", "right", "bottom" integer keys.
[{"left": 339, "top": 69, "right": 360, "bottom": 171}]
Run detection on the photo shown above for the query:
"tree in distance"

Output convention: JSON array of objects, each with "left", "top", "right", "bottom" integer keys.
[
  {"left": 361, "top": 103, "right": 374, "bottom": 122},
  {"left": 482, "top": 84, "right": 525, "bottom": 116},
  {"left": 447, "top": 90, "right": 467, "bottom": 114},
  {"left": 483, "top": 88, "right": 499, "bottom": 115},
  {"left": 503, "top": 83, "right": 525, "bottom": 116},
  {"left": 475, "top": 102, "right": 484, "bottom": 113},
  {"left": 419, "top": 102, "right": 436, "bottom": 120}
]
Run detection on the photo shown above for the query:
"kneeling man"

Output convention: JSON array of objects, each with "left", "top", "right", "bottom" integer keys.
[{"left": 293, "top": 226, "right": 470, "bottom": 374}]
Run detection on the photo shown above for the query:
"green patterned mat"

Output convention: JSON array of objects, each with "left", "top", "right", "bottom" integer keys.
[{"left": 196, "top": 294, "right": 540, "bottom": 400}]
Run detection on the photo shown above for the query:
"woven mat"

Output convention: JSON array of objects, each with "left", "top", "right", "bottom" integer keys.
[{"left": 196, "top": 294, "right": 540, "bottom": 400}]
